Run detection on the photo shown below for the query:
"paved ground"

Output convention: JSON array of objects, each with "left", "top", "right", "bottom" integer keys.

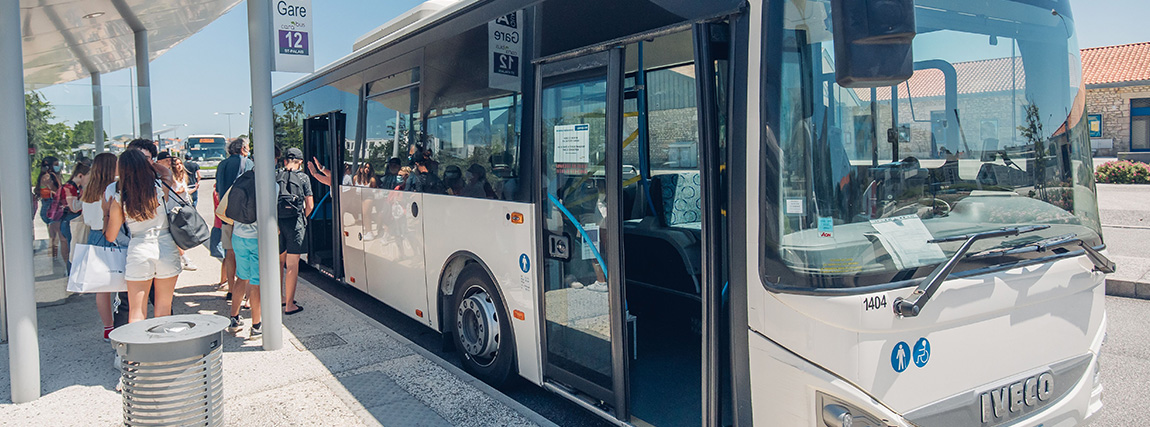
[
  {"left": 1092, "top": 296, "right": 1150, "bottom": 426},
  {"left": 0, "top": 184, "right": 556, "bottom": 427}
]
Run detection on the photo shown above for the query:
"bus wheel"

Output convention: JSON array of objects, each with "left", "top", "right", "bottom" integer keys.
[{"left": 453, "top": 265, "right": 515, "bottom": 387}]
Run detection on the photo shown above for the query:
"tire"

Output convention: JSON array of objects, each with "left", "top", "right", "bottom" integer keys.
[{"left": 452, "top": 264, "right": 516, "bottom": 388}]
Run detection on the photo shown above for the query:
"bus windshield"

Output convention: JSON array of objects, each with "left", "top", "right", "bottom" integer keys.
[
  {"left": 187, "top": 136, "right": 228, "bottom": 161},
  {"left": 767, "top": 0, "right": 1101, "bottom": 290}
]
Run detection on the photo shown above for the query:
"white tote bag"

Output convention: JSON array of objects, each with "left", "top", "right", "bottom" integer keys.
[{"left": 67, "top": 244, "right": 128, "bottom": 293}]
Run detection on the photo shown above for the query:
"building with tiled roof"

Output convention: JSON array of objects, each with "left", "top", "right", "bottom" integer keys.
[{"left": 1082, "top": 42, "right": 1150, "bottom": 156}]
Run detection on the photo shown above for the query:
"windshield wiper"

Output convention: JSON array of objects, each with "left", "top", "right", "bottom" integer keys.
[
  {"left": 966, "top": 233, "right": 1079, "bottom": 260},
  {"left": 893, "top": 225, "right": 1049, "bottom": 317},
  {"left": 968, "top": 233, "right": 1116, "bottom": 273}
]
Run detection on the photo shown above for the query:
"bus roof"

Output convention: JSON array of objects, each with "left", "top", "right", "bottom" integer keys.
[{"left": 273, "top": 0, "right": 480, "bottom": 98}]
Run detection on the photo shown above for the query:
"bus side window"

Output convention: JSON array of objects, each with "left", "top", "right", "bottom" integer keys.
[{"left": 423, "top": 22, "right": 524, "bottom": 201}]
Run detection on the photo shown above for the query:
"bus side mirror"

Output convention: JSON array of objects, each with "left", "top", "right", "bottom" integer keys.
[{"left": 831, "top": 0, "right": 916, "bottom": 88}]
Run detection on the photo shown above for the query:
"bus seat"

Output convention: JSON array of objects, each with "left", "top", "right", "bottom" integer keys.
[
  {"left": 621, "top": 172, "right": 704, "bottom": 298},
  {"left": 653, "top": 172, "right": 702, "bottom": 227}
]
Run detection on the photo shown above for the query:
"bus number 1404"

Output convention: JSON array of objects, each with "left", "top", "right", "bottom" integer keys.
[{"left": 864, "top": 295, "right": 887, "bottom": 311}]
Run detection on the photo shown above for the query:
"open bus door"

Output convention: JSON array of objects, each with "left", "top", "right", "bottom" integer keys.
[
  {"left": 536, "top": 23, "right": 729, "bottom": 426},
  {"left": 302, "top": 112, "right": 345, "bottom": 279}
]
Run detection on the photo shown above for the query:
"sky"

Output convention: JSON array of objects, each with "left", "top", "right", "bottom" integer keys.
[{"left": 33, "top": 0, "right": 1150, "bottom": 139}]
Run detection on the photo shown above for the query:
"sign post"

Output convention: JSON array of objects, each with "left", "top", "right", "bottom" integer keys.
[{"left": 272, "top": 0, "right": 314, "bottom": 73}]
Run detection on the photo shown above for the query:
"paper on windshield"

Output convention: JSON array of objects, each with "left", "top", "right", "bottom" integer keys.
[{"left": 869, "top": 215, "right": 946, "bottom": 270}]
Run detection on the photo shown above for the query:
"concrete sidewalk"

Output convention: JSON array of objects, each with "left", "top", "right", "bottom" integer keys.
[
  {"left": 1098, "top": 183, "right": 1150, "bottom": 299},
  {"left": 2, "top": 190, "right": 556, "bottom": 426}
]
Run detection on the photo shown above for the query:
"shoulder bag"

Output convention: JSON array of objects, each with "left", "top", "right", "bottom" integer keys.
[{"left": 160, "top": 179, "right": 210, "bottom": 250}]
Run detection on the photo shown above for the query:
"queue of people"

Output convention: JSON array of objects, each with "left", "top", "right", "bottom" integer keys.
[{"left": 45, "top": 137, "right": 317, "bottom": 349}]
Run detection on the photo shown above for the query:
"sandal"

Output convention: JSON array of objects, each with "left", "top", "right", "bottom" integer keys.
[{"left": 284, "top": 305, "right": 303, "bottom": 315}]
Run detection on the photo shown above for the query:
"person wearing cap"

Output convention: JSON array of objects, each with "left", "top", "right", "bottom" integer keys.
[
  {"left": 403, "top": 152, "right": 446, "bottom": 194},
  {"left": 276, "top": 147, "right": 313, "bottom": 315},
  {"left": 378, "top": 157, "right": 403, "bottom": 190}
]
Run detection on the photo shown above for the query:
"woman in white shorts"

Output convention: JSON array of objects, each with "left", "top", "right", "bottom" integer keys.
[{"left": 105, "top": 149, "right": 182, "bottom": 323}]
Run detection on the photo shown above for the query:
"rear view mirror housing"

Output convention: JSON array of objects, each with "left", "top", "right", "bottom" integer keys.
[{"left": 831, "top": 0, "right": 917, "bottom": 88}]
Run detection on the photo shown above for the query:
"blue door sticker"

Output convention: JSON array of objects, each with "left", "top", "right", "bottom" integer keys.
[
  {"left": 891, "top": 341, "right": 911, "bottom": 373},
  {"left": 913, "top": 337, "right": 931, "bottom": 368},
  {"left": 519, "top": 254, "right": 530, "bottom": 273}
]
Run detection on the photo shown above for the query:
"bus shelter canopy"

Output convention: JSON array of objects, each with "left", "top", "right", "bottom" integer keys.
[{"left": 20, "top": 0, "right": 242, "bottom": 88}]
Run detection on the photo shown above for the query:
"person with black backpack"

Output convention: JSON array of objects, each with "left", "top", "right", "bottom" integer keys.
[{"left": 277, "top": 148, "right": 313, "bottom": 315}]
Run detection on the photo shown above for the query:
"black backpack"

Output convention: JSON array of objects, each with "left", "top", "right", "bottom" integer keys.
[
  {"left": 225, "top": 170, "right": 258, "bottom": 224},
  {"left": 277, "top": 169, "right": 307, "bottom": 219}
]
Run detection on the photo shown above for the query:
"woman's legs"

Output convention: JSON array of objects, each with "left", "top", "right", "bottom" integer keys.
[
  {"left": 59, "top": 217, "right": 72, "bottom": 267},
  {"left": 96, "top": 292, "right": 114, "bottom": 328},
  {"left": 152, "top": 276, "right": 178, "bottom": 317},
  {"left": 126, "top": 280, "right": 152, "bottom": 323},
  {"left": 49, "top": 220, "right": 61, "bottom": 258}
]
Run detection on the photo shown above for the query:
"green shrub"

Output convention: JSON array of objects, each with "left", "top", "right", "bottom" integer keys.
[{"left": 1096, "top": 160, "right": 1150, "bottom": 184}]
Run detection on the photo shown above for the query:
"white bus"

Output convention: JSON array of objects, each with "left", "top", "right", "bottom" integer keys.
[
  {"left": 272, "top": 0, "right": 1110, "bottom": 425},
  {"left": 185, "top": 134, "right": 228, "bottom": 179}
]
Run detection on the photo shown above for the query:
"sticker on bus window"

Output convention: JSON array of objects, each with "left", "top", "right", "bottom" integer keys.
[
  {"left": 785, "top": 198, "right": 804, "bottom": 215},
  {"left": 581, "top": 223, "right": 599, "bottom": 261},
  {"left": 818, "top": 217, "right": 833, "bottom": 238},
  {"left": 555, "top": 124, "right": 590, "bottom": 164}
]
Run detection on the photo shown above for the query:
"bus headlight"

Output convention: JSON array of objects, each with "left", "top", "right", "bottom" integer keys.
[
  {"left": 822, "top": 404, "right": 853, "bottom": 427},
  {"left": 817, "top": 391, "right": 892, "bottom": 427}
]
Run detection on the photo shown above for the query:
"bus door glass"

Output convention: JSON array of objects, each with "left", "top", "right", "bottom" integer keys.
[
  {"left": 303, "top": 112, "right": 344, "bottom": 277},
  {"left": 360, "top": 84, "right": 428, "bottom": 319},
  {"left": 538, "top": 49, "right": 629, "bottom": 413}
]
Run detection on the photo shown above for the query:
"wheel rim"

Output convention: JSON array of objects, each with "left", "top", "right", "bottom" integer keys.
[{"left": 456, "top": 285, "right": 500, "bottom": 366}]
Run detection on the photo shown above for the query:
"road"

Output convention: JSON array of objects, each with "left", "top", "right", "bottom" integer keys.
[{"left": 1094, "top": 296, "right": 1150, "bottom": 426}]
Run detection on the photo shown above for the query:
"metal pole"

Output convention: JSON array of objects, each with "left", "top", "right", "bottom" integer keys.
[
  {"left": 134, "top": 29, "right": 153, "bottom": 139},
  {"left": 248, "top": 0, "right": 283, "bottom": 351},
  {"left": 1, "top": 0, "right": 42, "bottom": 403},
  {"left": 92, "top": 72, "right": 104, "bottom": 152}
]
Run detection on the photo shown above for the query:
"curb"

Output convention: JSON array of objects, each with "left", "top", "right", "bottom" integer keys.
[
  {"left": 303, "top": 279, "right": 561, "bottom": 427},
  {"left": 1105, "top": 278, "right": 1150, "bottom": 299}
]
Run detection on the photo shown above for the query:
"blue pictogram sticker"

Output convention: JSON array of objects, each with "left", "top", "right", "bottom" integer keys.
[
  {"left": 891, "top": 341, "right": 911, "bottom": 373},
  {"left": 913, "top": 337, "right": 931, "bottom": 368},
  {"left": 519, "top": 254, "right": 531, "bottom": 273}
]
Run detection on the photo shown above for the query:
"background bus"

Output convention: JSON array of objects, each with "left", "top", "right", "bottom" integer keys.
[
  {"left": 272, "top": 0, "right": 1107, "bottom": 425},
  {"left": 185, "top": 134, "right": 227, "bottom": 179}
]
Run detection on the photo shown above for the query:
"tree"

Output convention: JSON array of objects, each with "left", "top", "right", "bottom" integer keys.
[
  {"left": 1018, "top": 102, "right": 1047, "bottom": 201},
  {"left": 70, "top": 120, "right": 106, "bottom": 147},
  {"left": 273, "top": 100, "right": 304, "bottom": 150}
]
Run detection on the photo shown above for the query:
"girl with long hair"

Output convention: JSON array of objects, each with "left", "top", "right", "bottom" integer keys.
[
  {"left": 353, "top": 162, "right": 378, "bottom": 187},
  {"left": 80, "top": 153, "right": 123, "bottom": 340},
  {"left": 34, "top": 156, "right": 63, "bottom": 257},
  {"left": 105, "top": 150, "right": 182, "bottom": 323}
]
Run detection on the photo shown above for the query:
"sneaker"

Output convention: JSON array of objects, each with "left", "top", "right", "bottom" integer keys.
[
  {"left": 227, "top": 315, "right": 243, "bottom": 333},
  {"left": 182, "top": 255, "right": 198, "bottom": 271},
  {"left": 587, "top": 281, "right": 608, "bottom": 292},
  {"left": 571, "top": 281, "right": 585, "bottom": 289},
  {"left": 103, "top": 326, "right": 114, "bottom": 343},
  {"left": 250, "top": 322, "right": 262, "bottom": 338}
]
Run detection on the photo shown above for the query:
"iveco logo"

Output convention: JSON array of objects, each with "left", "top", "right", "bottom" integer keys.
[{"left": 980, "top": 371, "right": 1054, "bottom": 423}]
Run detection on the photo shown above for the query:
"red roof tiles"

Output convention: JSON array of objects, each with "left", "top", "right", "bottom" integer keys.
[
  {"left": 855, "top": 56, "right": 1025, "bottom": 101},
  {"left": 1081, "top": 42, "right": 1150, "bottom": 86}
]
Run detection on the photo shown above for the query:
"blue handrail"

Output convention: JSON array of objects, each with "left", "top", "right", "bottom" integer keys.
[{"left": 547, "top": 193, "right": 608, "bottom": 281}]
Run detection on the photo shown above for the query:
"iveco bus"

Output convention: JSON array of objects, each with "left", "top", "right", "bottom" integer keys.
[{"left": 272, "top": 0, "right": 1109, "bottom": 425}]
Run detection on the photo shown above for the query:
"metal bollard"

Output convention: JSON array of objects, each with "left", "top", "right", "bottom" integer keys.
[{"left": 110, "top": 314, "right": 229, "bottom": 426}]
